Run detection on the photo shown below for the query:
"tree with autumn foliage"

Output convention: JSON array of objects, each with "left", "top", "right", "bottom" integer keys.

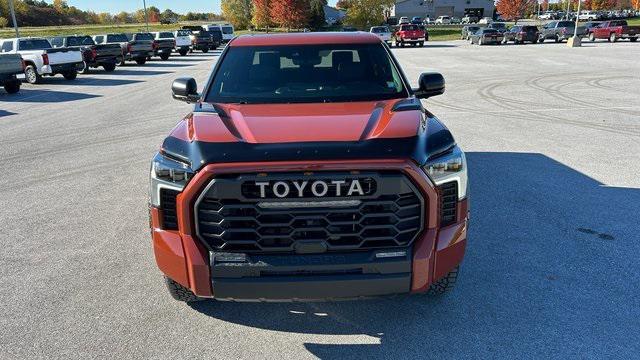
[
  {"left": 344, "top": 0, "right": 394, "bottom": 29},
  {"left": 222, "top": 0, "right": 253, "bottom": 29},
  {"left": 496, "top": 0, "right": 537, "bottom": 21},
  {"left": 252, "top": 0, "right": 272, "bottom": 29},
  {"left": 272, "top": 0, "right": 310, "bottom": 30},
  {"left": 542, "top": 0, "right": 549, "bottom": 11},
  {"left": 632, "top": 0, "right": 640, "bottom": 10}
]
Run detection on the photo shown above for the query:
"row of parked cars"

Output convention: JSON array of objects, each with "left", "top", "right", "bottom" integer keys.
[
  {"left": 539, "top": 9, "right": 639, "bottom": 21},
  {"left": 0, "top": 24, "right": 234, "bottom": 94},
  {"left": 462, "top": 19, "right": 640, "bottom": 45}
]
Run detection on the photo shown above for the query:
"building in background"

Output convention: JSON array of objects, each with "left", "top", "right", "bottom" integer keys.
[{"left": 391, "top": 0, "right": 496, "bottom": 20}]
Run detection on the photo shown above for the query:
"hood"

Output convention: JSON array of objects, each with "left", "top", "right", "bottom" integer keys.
[
  {"left": 169, "top": 100, "right": 421, "bottom": 144},
  {"left": 160, "top": 99, "right": 453, "bottom": 170}
]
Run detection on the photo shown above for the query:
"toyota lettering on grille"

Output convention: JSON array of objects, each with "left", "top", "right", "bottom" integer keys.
[{"left": 256, "top": 179, "right": 363, "bottom": 198}]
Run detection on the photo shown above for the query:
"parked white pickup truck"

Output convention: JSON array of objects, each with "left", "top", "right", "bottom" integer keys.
[
  {"left": 173, "top": 29, "right": 192, "bottom": 56},
  {"left": 0, "top": 53, "right": 23, "bottom": 93},
  {"left": 0, "top": 38, "right": 83, "bottom": 84}
]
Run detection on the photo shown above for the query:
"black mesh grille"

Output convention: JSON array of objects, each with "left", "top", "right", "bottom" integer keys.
[
  {"left": 439, "top": 181, "right": 458, "bottom": 227},
  {"left": 160, "top": 189, "right": 179, "bottom": 230},
  {"left": 195, "top": 172, "right": 424, "bottom": 253}
]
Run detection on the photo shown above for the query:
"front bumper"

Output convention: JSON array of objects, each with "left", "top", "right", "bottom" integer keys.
[{"left": 150, "top": 159, "right": 468, "bottom": 300}]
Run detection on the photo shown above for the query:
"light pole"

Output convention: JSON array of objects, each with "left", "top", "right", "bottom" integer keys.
[
  {"left": 8, "top": 0, "right": 20, "bottom": 37},
  {"left": 142, "top": 0, "right": 149, "bottom": 31},
  {"left": 573, "top": 0, "right": 581, "bottom": 37}
]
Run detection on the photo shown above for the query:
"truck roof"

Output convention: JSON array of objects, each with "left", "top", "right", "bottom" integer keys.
[{"left": 230, "top": 32, "right": 381, "bottom": 47}]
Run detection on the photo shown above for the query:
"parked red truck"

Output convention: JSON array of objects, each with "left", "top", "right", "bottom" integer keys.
[
  {"left": 588, "top": 20, "right": 639, "bottom": 42},
  {"left": 394, "top": 24, "right": 428, "bottom": 47},
  {"left": 150, "top": 32, "right": 468, "bottom": 302}
]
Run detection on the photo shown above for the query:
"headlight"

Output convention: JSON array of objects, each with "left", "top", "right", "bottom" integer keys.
[
  {"left": 422, "top": 146, "right": 468, "bottom": 199},
  {"left": 149, "top": 152, "right": 194, "bottom": 207}
]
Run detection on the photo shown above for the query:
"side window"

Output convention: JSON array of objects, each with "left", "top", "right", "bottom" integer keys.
[
  {"left": 94, "top": 36, "right": 104, "bottom": 44},
  {"left": 1, "top": 41, "right": 14, "bottom": 52}
]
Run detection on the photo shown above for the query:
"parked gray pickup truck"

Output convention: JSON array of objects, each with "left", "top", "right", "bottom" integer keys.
[
  {"left": 539, "top": 20, "right": 586, "bottom": 42},
  {"left": 0, "top": 53, "right": 23, "bottom": 93}
]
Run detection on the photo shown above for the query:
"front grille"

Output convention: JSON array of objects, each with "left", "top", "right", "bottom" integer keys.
[
  {"left": 160, "top": 189, "right": 179, "bottom": 230},
  {"left": 195, "top": 172, "right": 424, "bottom": 253},
  {"left": 439, "top": 181, "right": 458, "bottom": 227}
]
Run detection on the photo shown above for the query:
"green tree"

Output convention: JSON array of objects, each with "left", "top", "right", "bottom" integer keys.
[
  {"left": 0, "top": 16, "right": 8, "bottom": 28},
  {"left": 344, "top": 0, "right": 393, "bottom": 29},
  {"left": 308, "top": 0, "right": 327, "bottom": 29},
  {"left": 221, "top": 0, "right": 253, "bottom": 30}
]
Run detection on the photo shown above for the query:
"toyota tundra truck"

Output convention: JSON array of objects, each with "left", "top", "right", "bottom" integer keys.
[
  {"left": 588, "top": 20, "right": 639, "bottom": 42},
  {"left": 48, "top": 35, "right": 122, "bottom": 73},
  {"left": 1, "top": 37, "right": 83, "bottom": 84},
  {"left": 150, "top": 32, "right": 468, "bottom": 302},
  {"left": 394, "top": 24, "right": 428, "bottom": 47}
]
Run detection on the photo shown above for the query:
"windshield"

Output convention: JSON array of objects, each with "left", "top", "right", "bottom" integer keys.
[
  {"left": 68, "top": 36, "right": 95, "bottom": 46},
  {"left": 107, "top": 34, "right": 128, "bottom": 43},
  {"left": 371, "top": 27, "right": 388, "bottom": 33},
  {"left": 19, "top": 39, "right": 52, "bottom": 50},
  {"left": 158, "top": 32, "right": 174, "bottom": 39},
  {"left": 205, "top": 44, "right": 408, "bottom": 104},
  {"left": 400, "top": 25, "right": 420, "bottom": 31},
  {"left": 222, "top": 26, "right": 234, "bottom": 34}
]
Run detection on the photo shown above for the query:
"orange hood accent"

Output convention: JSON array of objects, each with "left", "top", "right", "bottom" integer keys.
[{"left": 169, "top": 100, "right": 421, "bottom": 144}]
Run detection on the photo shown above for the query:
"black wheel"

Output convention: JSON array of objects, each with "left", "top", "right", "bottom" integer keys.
[
  {"left": 589, "top": 33, "right": 596, "bottom": 42},
  {"left": 63, "top": 71, "right": 77, "bottom": 80},
  {"left": 160, "top": 53, "right": 170, "bottom": 61},
  {"left": 609, "top": 33, "right": 617, "bottom": 42},
  {"left": 427, "top": 266, "right": 460, "bottom": 295},
  {"left": 3, "top": 80, "right": 20, "bottom": 94},
  {"left": 80, "top": 61, "right": 91, "bottom": 74},
  {"left": 103, "top": 63, "right": 116, "bottom": 72},
  {"left": 418, "top": 42, "right": 424, "bottom": 47},
  {"left": 24, "top": 65, "right": 41, "bottom": 84},
  {"left": 400, "top": 41, "right": 405, "bottom": 47},
  {"left": 631, "top": 37, "right": 638, "bottom": 42},
  {"left": 538, "top": 37, "right": 544, "bottom": 43},
  {"left": 164, "top": 276, "right": 202, "bottom": 302},
  {"left": 135, "top": 58, "right": 147, "bottom": 65},
  {"left": 179, "top": 49, "right": 188, "bottom": 56},
  {"left": 554, "top": 35, "right": 560, "bottom": 43},
  {"left": 202, "top": 48, "right": 209, "bottom": 53}
]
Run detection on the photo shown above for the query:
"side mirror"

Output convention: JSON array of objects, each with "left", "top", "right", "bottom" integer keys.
[
  {"left": 413, "top": 72, "right": 445, "bottom": 99},
  {"left": 172, "top": 77, "right": 200, "bottom": 103}
]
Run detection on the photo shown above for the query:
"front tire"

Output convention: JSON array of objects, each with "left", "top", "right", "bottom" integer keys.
[
  {"left": 179, "top": 49, "right": 188, "bottom": 56},
  {"left": 589, "top": 33, "right": 596, "bottom": 42},
  {"left": 610, "top": 33, "right": 617, "bottom": 42},
  {"left": 164, "top": 276, "right": 202, "bottom": 302},
  {"left": 631, "top": 37, "right": 638, "bottom": 42},
  {"left": 427, "top": 266, "right": 460, "bottom": 295},
  {"left": 3, "top": 80, "right": 20, "bottom": 94},
  {"left": 135, "top": 58, "right": 147, "bottom": 65},
  {"left": 160, "top": 53, "right": 170, "bottom": 61},
  {"left": 63, "top": 71, "right": 77, "bottom": 80},
  {"left": 24, "top": 65, "right": 41, "bottom": 84},
  {"left": 202, "top": 48, "right": 209, "bottom": 53}
]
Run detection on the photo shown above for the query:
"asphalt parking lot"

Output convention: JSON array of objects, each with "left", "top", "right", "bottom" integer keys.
[{"left": 1, "top": 40, "right": 639, "bottom": 359}]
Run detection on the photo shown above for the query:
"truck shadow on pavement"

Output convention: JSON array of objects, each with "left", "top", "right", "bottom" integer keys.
[
  {"left": 0, "top": 89, "right": 100, "bottom": 103},
  {"left": 0, "top": 110, "right": 16, "bottom": 117},
  {"left": 190, "top": 152, "right": 639, "bottom": 359},
  {"left": 56, "top": 77, "right": 144, "bottom": 87}
]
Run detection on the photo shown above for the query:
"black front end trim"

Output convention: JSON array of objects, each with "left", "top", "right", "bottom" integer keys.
[{"left": 210, "top": 249, "right": 412, "bottom": 301}]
